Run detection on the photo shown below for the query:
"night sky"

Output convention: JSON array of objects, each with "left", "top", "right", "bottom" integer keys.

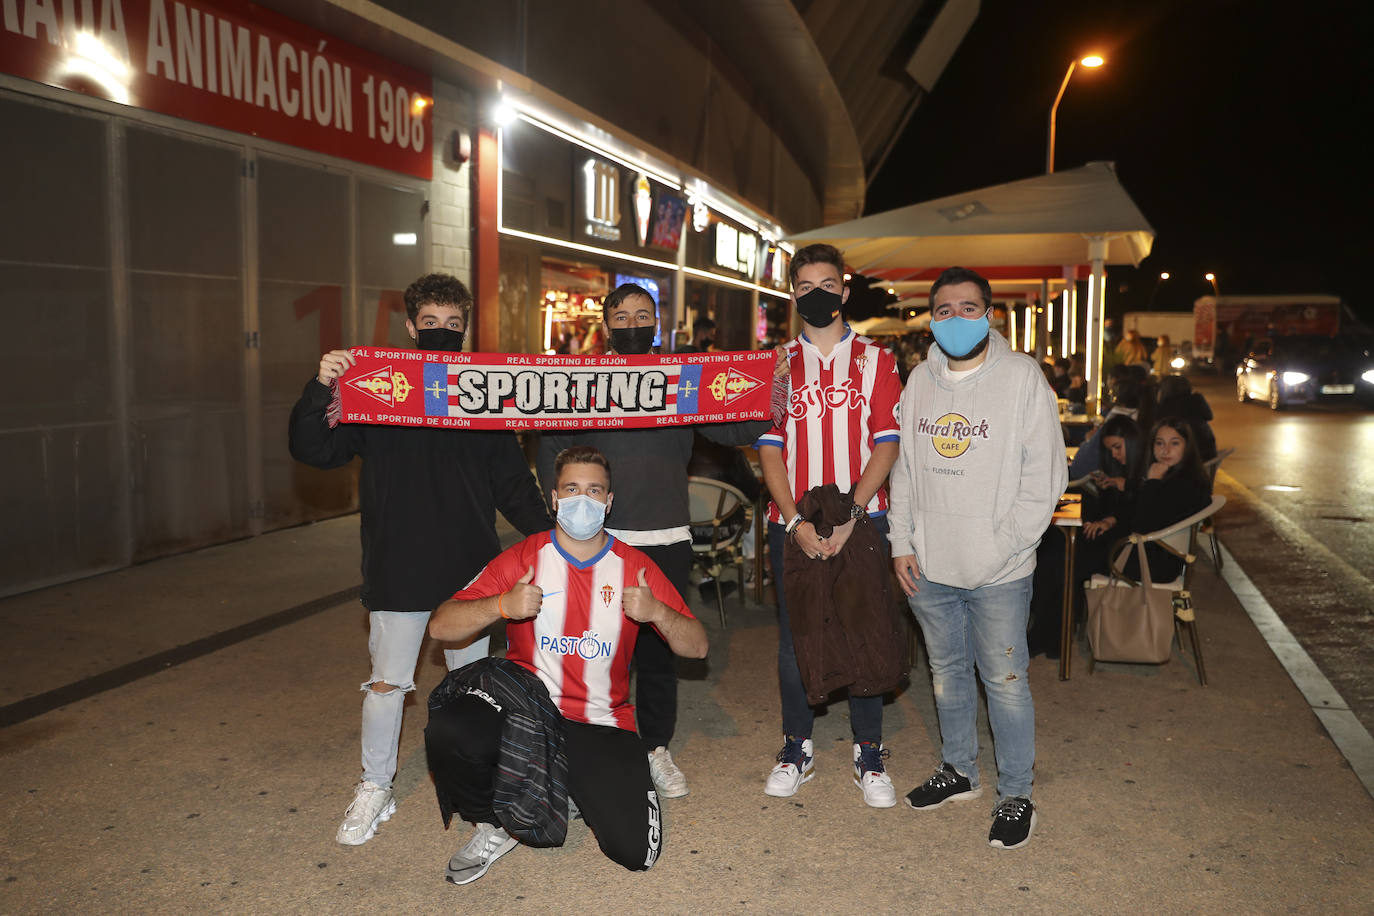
[{"left": 866, "top": 0, "right": 1371, "bottom": 322}]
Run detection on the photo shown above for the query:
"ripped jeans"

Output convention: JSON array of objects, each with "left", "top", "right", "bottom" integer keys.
[
  {"left": 906, "top": 573, "right": 1035, "bottom": 800},
  {"left": 361, "top": 611, "right": 489, "bottom": 789}
]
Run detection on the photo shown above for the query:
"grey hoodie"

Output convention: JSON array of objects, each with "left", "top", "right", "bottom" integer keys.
[{"left": 887, "top": 331, "right": 1067, "bottom": 589}]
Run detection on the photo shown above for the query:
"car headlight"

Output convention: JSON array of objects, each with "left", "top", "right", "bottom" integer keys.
[
  {"left": 1170, "top": 356, "right": 1186, "bottom": 369},
  {"left": 1281, "top": 371, "right": 1310, "bottom": 386},
  {"left": 1363, "top": 369, "right": 1374, "bottom": 385}
]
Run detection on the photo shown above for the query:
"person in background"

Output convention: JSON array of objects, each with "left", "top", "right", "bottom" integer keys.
[
  {"left": 1116, "top": 329, "right": 1149, "bottom": 367},
  {"left": 1030, "top": 414, "right": 1145, "bottom": 657},
  {"left": 1156, "top": 375, "right": 1217, "bottom": 462},
  {"left": 1050, "top": 358, "right": 1072, "bottom": 397},
  {"left": 1151, "top": 334, "right": 1176, "bottom": 377},
  {"left": 677, "top": 316, "right": 717, "bottom": 353}
]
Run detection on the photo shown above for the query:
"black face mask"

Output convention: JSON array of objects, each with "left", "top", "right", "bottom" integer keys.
[
  {"left": 608, "top": 325, "right": 655, "bottom": 355},
  {"left": 416, "top": 328, "right": 465, "bottom": 352},
  {"left": 795, "top": 287, "right": 842, "bottom": 328}
]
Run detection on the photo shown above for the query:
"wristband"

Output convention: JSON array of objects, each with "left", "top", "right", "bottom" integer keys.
[
  {"left": 498, "top": 592, "right": 511, "bottom": 619},
  {"left": 784, "top": 513, "right": 803, "bottom": 536}
]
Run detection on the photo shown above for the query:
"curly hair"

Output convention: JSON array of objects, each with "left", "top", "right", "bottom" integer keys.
[{"left": 403, "top": 273, "right": 473, "bottom": 324}]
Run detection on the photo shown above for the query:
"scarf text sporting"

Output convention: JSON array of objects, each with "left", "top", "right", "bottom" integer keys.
[{"left": 328, "top": 347, "right": 774, "bottom": 430}]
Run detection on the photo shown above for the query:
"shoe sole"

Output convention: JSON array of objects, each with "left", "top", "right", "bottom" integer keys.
[
  {"left": 904, "top": 786, "right": 983, "bottom": 811},
  {"left": 336, "top": 797, "right": 396, "bottom": 846},
  {"left": 989, "top": 810, "right": 1038, "bottom": 849},
  {"left": 763, "top": 764, "right": 815, "bottom": 797},
  {"left": 445, "top": 838, "right": 518, "bottom": 885},
  {"left": 655, "top": 783, "right": 689, "bottom": 799}
]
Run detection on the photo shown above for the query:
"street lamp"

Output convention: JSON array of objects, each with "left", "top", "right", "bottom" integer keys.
[
  {"left": 1047, "top": 55, "right": 1105, "bottom": 174},
  {"left": 1205, "top": 272, "right": 1219, "bottom": 295},
  {"left": 1146, "top": 271, "right": 1169, "bottom": 308}
]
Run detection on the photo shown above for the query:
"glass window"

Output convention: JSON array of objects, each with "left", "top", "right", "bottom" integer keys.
[
  {"left": 125, "top": 126, "right": 247, "bottom": 556},
  {"left": 358, "top": 179, "right": 424, "bottom": 347},
  {"left": 0, "top": 96, "right": 120, "bottom": 587},
  {"left": 257, "top": 156, "right": 355, "bottom": 525}
]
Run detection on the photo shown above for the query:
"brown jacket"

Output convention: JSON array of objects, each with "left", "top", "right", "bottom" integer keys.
[{"left": 783, "top": 484, "right": 905, "bottom": 704}]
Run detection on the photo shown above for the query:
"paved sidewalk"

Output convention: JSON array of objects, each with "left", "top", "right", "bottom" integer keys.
[{"left": 1, "top": 515, "right": 1372, "bottom": 914}]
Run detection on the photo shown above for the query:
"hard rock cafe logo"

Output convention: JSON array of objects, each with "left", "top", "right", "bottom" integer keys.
[
  {"left": 601, "top": 583, "right": 616, "bottom": 606},
  {"left": 919, "top": 412, "right": 990, "bottom": 459},
  {"left": 708, "top": 368, "right": 765, "bottom": 406},
  {"left": 347, "top": 365, "right": 413, "bottom": 407}
]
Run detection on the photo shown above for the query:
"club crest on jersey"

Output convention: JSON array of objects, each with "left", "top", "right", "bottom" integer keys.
[
  {"left": 539, "top": 630, "right": 613, "bottom": 660},
  {"left": 601, "top": 583, "right": 615, "bottom": 606},
  {"left": 917, "top": 412, "right": 990, "bottom": 459}
]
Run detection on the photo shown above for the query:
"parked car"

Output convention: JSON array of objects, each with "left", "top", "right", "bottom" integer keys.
[{"left": 1236, "top": 334, "right": 1374, "bottom": 410}]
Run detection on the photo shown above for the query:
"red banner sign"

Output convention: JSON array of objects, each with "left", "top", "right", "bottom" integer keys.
[
  {"left": 1, "top": 0, "right": 432, "bottom": 179},
  {"left": 330, "top": 348, "right": 775, "bottom": 431}
]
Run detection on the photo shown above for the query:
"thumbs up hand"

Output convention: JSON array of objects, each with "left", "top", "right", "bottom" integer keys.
[
  {"left": 621, "top": 567, "right": 659, "bottom": 624},
  {"left": 504, "top": 565, "right": 542, "bottom": 620}
]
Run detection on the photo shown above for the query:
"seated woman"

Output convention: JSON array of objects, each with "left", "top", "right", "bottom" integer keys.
[
  {"left": 1029, "top": 415, "right": 1144, "bottom": 658},
  {"left": 1110, "top": 417, "right": 1213, "bottom": 583}
]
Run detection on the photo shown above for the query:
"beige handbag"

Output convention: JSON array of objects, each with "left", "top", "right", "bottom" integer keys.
[{"left": 1085, "top": 540, "right": 1176, "bottom": 664}]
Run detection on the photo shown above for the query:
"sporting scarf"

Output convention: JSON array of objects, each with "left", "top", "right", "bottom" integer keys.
[{"left": 328, "top": 347, "right": 778, "bottom": 430}]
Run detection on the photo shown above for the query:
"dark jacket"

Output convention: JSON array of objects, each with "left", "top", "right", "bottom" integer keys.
[
  {"left": 1115, "top": 471, "right": 1212, "bottom": 582},
  {"left": 536, "top": 421, "right": 769, "bottom": 533},
  {"left": 428, "top": 658, "right": 569, "bottom": 847},
  {"left": 783, "top": 484, "right": 905, "bottom": 704},
  {"left": 1157, "top": 392, "right": 1218, "bottom": 462},
  {"left": 288, "top": 378, "right": 551, "bottom": 611}
]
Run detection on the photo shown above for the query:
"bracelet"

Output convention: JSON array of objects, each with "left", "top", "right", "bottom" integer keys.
[
  {"left": 498, "top": 592, "right": 511, "bottom": 619},
  {"left": 784, "top": 513, "right": 803, "bottom": 536}
]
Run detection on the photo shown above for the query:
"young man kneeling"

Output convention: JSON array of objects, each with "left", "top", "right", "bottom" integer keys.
[{"left": 425, "top": 445, "right": 708, "bottom": 885}]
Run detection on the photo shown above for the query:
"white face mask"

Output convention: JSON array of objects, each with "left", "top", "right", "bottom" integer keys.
[{"left": 555, "top": 494, "right": 608, "bottom": 541}]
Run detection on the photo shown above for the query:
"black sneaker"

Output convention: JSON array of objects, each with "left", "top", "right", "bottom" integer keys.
[
  {"left": 904, "top": 762, "right": 983, "bottom": 810},
  {"left": 988, "top": 796, "right": 1037, "bottom": 849}
]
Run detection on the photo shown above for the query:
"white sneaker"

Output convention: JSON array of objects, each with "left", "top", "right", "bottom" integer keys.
[
  {"left": 445, "top": 822, "right": 518, "bottom": 885},
  {"left": 764, "top": 737, "right": 815, "bottom": 797},
  {"left": 853, "top": 743, "right": 897, "bottom": 808},
  {"left": 335, "top": 780, "right": 396, "bottom": 845},
  {"left": 648, "top": 746, "right": 689, "bottom": 798}
]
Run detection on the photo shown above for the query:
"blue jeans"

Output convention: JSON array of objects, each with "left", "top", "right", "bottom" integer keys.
[
  {"left": 906, "top": 573, "right": 1035, "bottom": 799},
  {"left": 768, "top": 519, "right": 886, "bottom": 744}
]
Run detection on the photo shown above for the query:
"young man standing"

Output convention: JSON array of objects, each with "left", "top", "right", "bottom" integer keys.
[
  {"left": 536, "top": 284, "right": 769, "bottom": 799},
  {"left": 756, "top": 243, "right": 902, "bottom": 808},
  {"left": 888, "top": 267, "right": 1066, "bottom": 849},
  {"left": 288, "top": 273, "right": 551, "bottom": 846},
  {"left": 426, "top": 446, "right": 707, "bottom": 884}
]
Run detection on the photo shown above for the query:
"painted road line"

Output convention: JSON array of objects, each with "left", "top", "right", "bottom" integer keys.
[{"left": 1219, "top": 542, "right": 1374, "bottom": 799}]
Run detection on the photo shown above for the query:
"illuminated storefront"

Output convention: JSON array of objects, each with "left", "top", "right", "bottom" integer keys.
[{"left": 495, "top": 101, "right": 791, "bottom": 354}]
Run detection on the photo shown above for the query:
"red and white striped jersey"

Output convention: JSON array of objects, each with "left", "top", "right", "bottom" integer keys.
[
  {"left": 756, "top": 328, "right": 901, "bottom": 523},
  {"left": 450, "top": 531, "right": 694, "bottom": 731}
]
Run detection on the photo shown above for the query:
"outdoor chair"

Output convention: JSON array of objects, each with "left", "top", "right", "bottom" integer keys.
[
  {"left": 686, "top": 476, "right": 752, "bottom": 628},
  {"left": 1201, "top": 447, "right": 1235, "bottom": 569},
  {"left": 1085, "top": 494, "right": 1227, "bottom": 685}
]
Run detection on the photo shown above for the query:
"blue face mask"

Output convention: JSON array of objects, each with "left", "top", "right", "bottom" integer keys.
[
  {"left": 556, "top": 494, "right": 608, "bottom": 541},
  {"left": 931, "top": 313, "right": 990, "bottom": 360}
]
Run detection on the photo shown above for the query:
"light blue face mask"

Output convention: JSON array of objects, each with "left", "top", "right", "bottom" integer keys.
[
  {"left": 931, "top": 313, "right": 990, "bottom": 359},
  {"left": 556, "top": 494, "right": 608, "bottom": 541}
]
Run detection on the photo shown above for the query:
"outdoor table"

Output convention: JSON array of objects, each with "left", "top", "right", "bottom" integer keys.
[{"left": 1051, "top": 493, "right": 1083, "bottom": 680}]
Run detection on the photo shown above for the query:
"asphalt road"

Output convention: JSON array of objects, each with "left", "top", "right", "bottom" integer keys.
[{"left": 1186, "top": 373, "right": 1374, "bottom": 734}]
